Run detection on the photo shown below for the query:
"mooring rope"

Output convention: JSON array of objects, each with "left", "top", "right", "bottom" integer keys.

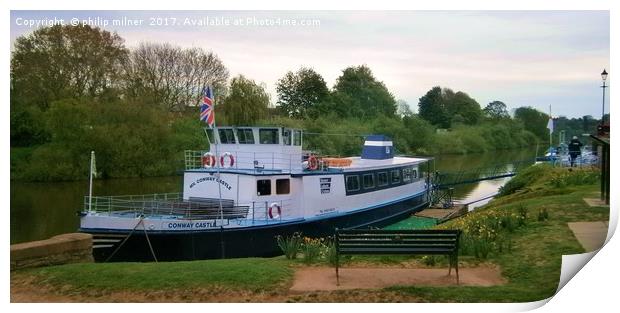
[{"left": 104, "top": 215, "right": 158, "bottom": 263}]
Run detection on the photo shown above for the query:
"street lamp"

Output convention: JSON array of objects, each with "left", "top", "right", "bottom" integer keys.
[{"left": 601, "top": 69, "right": 608, "bottom": 123}]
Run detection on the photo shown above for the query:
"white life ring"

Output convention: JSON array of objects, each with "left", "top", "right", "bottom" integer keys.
[
  {"left": 220, "top": 152, "right": 235, "bottom": 168},
  {"left": 268, "top": 203, "right": 281, "bottom": 219},
  {"left": 201, "top": 152, "right": 216, "bottom": 168}
]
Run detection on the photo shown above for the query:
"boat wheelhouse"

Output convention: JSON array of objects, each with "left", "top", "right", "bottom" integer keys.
[{"left": 80, "top": 126, "right": 432, "bottom": 261}]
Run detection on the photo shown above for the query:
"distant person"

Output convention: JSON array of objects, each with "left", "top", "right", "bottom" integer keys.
[{"left": 568, "top": 136, "right": 583, "bottom": 167}]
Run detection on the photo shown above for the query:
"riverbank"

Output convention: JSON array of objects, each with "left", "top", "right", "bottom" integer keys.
[{"left": 10, "top": 164, "right": 608, "bottom": 302}]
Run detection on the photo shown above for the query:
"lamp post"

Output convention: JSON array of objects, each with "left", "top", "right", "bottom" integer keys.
[{"left": 601, "top": 69, "right": 608, "bottom": 123}]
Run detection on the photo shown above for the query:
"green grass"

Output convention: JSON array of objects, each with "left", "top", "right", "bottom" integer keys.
[
  {"left": 385, "top": 167, "right": 608, "bottom": 302},
  {"left": 384, "top": 216, "right": 437, "bottom": 230},
  {"left": 17, "top": 257, "right": 293, "bottom": 293}
]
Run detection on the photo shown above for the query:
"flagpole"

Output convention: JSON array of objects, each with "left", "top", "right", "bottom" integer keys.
[
  {"left": 209, "top": 86, "right": 224, "bottom": 223},
  {"left": 88, "top": 150, "right": 94, "bottom": 212},
  {"left": 549, "top": 105, "right": 552, "bottom": 150}
]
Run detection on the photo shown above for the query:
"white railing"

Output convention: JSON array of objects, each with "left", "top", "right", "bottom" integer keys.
[
  {"left": 83, "top": 193, "right": 298, "bottom": 225},
  {"left": 185, "top": 150, "right": 303, "bottom": 172}
]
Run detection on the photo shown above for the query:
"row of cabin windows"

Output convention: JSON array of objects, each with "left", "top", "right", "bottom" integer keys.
[
  {"left": 213, "top": 128, "right": 302, "bottom": 145},
  {"left": 346, "top": 168, "right": 418, "bottom": 192},
  {"left": 257, "top": 178, "right": 290, "bottom": 196}
]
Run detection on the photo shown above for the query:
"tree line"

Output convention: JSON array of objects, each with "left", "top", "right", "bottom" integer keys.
[{"left": 10, "top": 24, "right": 600, "bottom": 181}]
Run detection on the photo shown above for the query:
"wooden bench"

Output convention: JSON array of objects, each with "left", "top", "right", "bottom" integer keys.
[{"left": 334, "top": 229, "right": 462, "bottom": 285}]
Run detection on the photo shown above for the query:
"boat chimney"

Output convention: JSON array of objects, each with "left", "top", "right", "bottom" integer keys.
[{"left": 361, "top": 135, "right": 394, "bottom": 160}]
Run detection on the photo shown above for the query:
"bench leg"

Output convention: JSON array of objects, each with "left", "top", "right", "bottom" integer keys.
[
  {"left": 455, "top": 254, "right": 460, "bottom": 285},
  {"left": 448, "top": 255, "right": 452, "bottom": 276},
  {"left": 336, "top": 251, "right": 340, "bottom": 286}
]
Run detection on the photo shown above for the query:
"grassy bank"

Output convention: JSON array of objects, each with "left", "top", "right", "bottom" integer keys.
[{"left": 11, "top": 165, "right": 608, "bottom": 302}]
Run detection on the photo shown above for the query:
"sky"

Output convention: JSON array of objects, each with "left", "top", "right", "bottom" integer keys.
[{"left": 10, "top": 10, "right": 610, "bottom": 119}]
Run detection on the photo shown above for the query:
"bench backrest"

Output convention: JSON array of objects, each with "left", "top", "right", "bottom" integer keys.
[{"left": 335, "top": 229, "right": 461, "bottom": 255}]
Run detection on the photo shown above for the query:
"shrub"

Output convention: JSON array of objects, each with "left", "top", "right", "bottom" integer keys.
[
  {"left": 301, "top": 237, "right": 325, "bottom": 264},
  {"left": 276, "top": 233, "right": 302, "bottom": 259}
]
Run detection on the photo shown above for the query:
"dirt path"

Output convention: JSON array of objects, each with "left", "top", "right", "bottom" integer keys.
[
  {"left": 11, "top": 265, "right": 506, "bottom": 302},
  {"left": 290, "top": 265, "right": 506, "bottom": 292}
]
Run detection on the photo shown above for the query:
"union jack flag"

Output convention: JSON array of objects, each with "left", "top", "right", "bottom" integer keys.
[{"left": 200, "top": 86, "right": 215, "bottom": 127}]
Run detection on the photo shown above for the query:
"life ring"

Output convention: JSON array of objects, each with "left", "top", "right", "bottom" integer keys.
[
  {"left": 220, "top": 152, "right": 235, "bottom": 168},
  {"left": 268, "top": 203, "right": 281, "bottom": 219},
  {"left": 308, "top": 155, "right": 318, "bottom": 171},
  {"left": 201, "top": 152, "right": 216, "bottom": 168}
]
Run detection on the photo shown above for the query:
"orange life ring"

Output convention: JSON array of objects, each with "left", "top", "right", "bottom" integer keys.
[
  {"left": 268, "top": 203, "right": 281, "bottom": 219},
  {"left": 220, "top": 152, "right": 235, "bottom": 168},
  {"left": 201, "top": 152, "right": 216, "bottom": 168},
  {"left": 308, "top": 155, "right": 318, "bottom": 170}
]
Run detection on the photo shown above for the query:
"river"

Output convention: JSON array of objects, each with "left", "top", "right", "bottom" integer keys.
[{"left": 10, "top": 148, "right": 537, "bottom": 244}]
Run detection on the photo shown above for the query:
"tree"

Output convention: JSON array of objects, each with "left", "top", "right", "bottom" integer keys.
[
  {"left": 124, "top": 42, "right": 229, "bottom": 112},
  {"left": 445, "top": 90, "right": 482, "bottom": 125},
  {"left": 219, "top": 75, "right": 270, "bottom": 125},
  {"left": 483, "top": 101, "right": 510, "bottom": 120},
  {"left": 418, "top": 86, "right": 449, "bottom": 128},
  {"left": 332, "top": 65, "right": 397, "bottom": 118},
  {"left": 514, "top": 106, "right": 549, "bottom": 141},
  {"left": 11, "top": 24, "right": 128, "bottom": 109},
  {"left": 276, "top": 67, "right": 329, "bottom": 119},
  {"left": 396, "top": 99, "right": 413, "bottom": 118},
  {"left": 418, "top": 87, "right": 482, "bottom": 128}
]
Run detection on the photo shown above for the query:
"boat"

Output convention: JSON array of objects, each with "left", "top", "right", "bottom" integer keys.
[{"left": 79, "top": 126, "right": 432, "bottom": 261}]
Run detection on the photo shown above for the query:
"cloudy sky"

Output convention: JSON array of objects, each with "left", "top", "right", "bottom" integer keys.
[{"left": 10, "top": 10, "right": 610, "bottom": 118}]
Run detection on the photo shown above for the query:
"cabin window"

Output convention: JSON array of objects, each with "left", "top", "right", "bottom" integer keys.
[
  {"left": 276, "top": 179, "right": 290, "bottom": 195},
  {"left": 218, "top": 129, "right": 236, "bottom": 144},
  {"left": 257, "top": 179, "right": 271, "bottom": 196},
  {"left": 363, "top": 173, "right": 375, "bottom": 189},
  {"left": 293, "top": 130, "right": 302, "bottom": 146},
  {"left": 259, "top": 129, "right": 279, "bottom": 144},
  {"left": 377, "top": 172, "right": 388, "bottom": 187},
  {"left": 391, "top": 169, "right": 401, "bottom": 184},
  {"left": 346, "top": 175, "right": 360, "bottom": 192},
  {"left": 403, "top": 168, "right": 412, "bottom": 182},
  {"left": 412, "top": 169, "right": 418, "bottom": 179},
  {"left": 237, "top": 129, "right": 255, "bottom": 144},
  {"left": 282, "top": 129, "right": 292, "bottom": 145}
]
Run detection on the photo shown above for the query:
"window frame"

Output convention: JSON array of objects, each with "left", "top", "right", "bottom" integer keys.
[
  {"left": 403, "top": 168, "right": 412, "bottom": 182},
  {"left": 256, "top": 179, "right": 272, "bottom": 196},
  {"left": 276, "top": 178, "right": 290, "bottom": 195},
  {"left": 293, "top": 130, "right": 302, "bottom": 146},
  {"left": 362, "top": 173, "right": 375, "bottom": 189},
  {"left": 218, "top": 128, "right": 236, "bottom": 144},
  {"left": 259, "top": 128, "right": 279, "bottom": 144},
  {"left": 377, "top": 172, "right": 389, "bottom": 187},
  {"left": 391, "top": 169, "right": 401, "bottom": 184},
  {"left": 346, "top": 175, "right": 361, "bottom": 192},
  {"left": 237, "top": 128, "right": 255, "bottom": 144}
]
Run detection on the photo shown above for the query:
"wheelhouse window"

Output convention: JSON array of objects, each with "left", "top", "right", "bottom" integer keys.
[
  {"left": 237, "top": 128, "right": 255, "bottom": 144},
  {"left": 257, "top": 179, "right": 271, "bottom": 196},
  {"left": 363, "top": 173, "right": 375, "bottom": 189},
  {"left": 218, "top": 129, "right": 236, "bottom": 144},
  {"left": 377, "top": 172, "right": 388, "bottom": 187},
  {"left": 259, "top": 129, "right": 279, "bottom": 144},
  {"left": 276, "top": 179, "right": 290, "bottom": 195},
  {"left": 346, "top": 175, "right": 360, "bottom": 192},
  {"left": 293, "top": 130, "right": 302, "bottom": 146},
  {"left": 391, "top": 169, "right": 401, "bottom": 184},
  {"left": 282, "top": 129, "right": 292, "bottom": 145},
  {"left": 403, "top": 168, "right": 412, "bottom": 182}
]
